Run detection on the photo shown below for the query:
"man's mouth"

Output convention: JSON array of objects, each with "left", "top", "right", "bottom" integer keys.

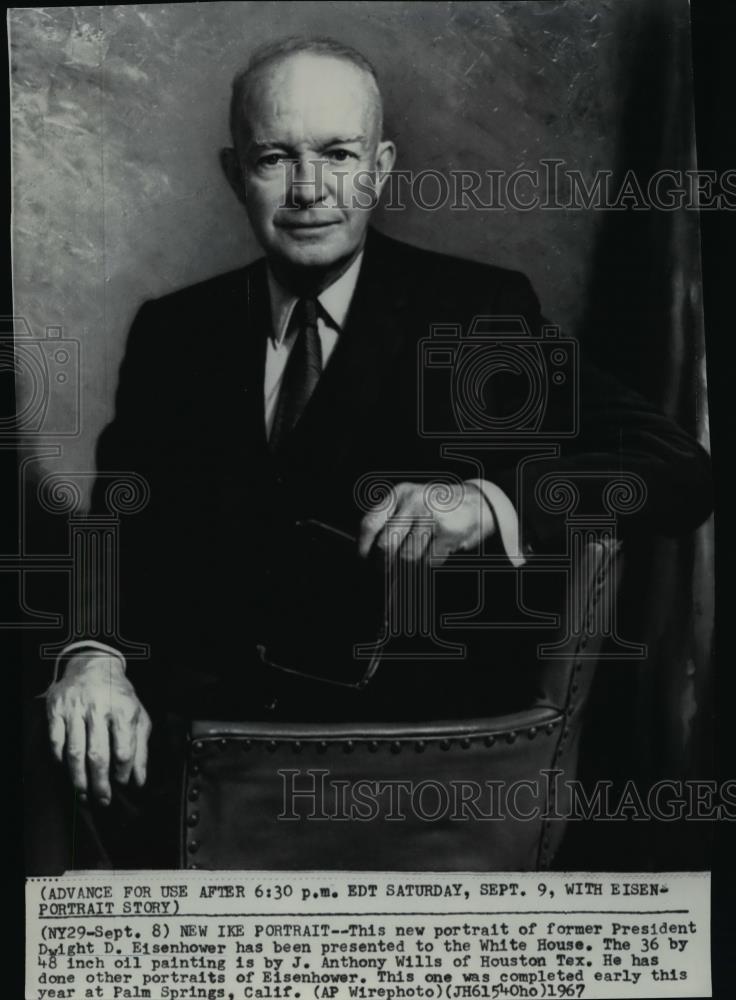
[{"left": 276, "top": 218, "right": 340, "bottom": 231}]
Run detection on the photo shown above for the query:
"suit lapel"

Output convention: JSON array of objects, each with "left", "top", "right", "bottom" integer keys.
[
  {"left": 196, "top": 258, "right": 272, "bottom": 469},
  {"left": 239, "top": 259, "right": 271, "bottom": 451},
  {"left": 277, "top": 229, "right": 412, "bottom": 468}
]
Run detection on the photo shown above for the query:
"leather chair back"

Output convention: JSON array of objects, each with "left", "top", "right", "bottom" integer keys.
[{"left": 182, "top": 539, "right": 622, "bottom": 870}]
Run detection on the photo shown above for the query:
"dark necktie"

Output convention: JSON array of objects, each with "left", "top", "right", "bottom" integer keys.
[{"left": 269, "top": 297, "right": 323, "bottom": 452}]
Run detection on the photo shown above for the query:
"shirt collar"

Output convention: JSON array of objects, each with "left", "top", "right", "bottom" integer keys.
[{"left": 266, "top": 250, "right": 364, "bottom": 345}]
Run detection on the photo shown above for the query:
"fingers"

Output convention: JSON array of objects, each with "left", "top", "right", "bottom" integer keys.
[
  {"left": 398, "top": 522, "right": 433, "bottom": 563},
  {"left": 377, "top": 488, "right": 434, "bottom": 562},
  {"left": 110, "top": 709, "right": 137, "bottom": 786},
  {"left": 47, "top": 661, "right": 151, "bottom": 805},
  {"left": 361, "top": 485, "right": 415, "bottom": 560},
  {"left": 358, "top": 489, "right": 399, "bottom": 558},
  {"left": 65, "top": 711, "right": 88, "bottom": 800},
  {"left": 86, "top": 711, "right": 112, "bottom": 805},
  {"left": 132, "top": 710, "right": 151, "bottom": 787},
  {"left": 359, "top": 484, "right": 442, "bottom": 562},
  {"left": 47, "top": 704, "right": 66, "bottom": 764},
  {"left": 377, "top": 505, "right": 415, "bottom": 560}
]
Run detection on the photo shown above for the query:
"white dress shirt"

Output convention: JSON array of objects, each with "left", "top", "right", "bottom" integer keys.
[
  {"left": 54, "top": 252, "right": 526, "bottom": 679},
  {"left": 264, "top": 252, "right": 363, "bottom": 438}
]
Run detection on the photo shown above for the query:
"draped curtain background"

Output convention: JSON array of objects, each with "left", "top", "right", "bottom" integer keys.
[{"left": 567, "top": 0, "right": 714, "bottom": 869}]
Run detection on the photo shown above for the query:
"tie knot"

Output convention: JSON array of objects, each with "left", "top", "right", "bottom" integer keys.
[{"left": 296, "top": 296, "right": 319, "bottom": 328}]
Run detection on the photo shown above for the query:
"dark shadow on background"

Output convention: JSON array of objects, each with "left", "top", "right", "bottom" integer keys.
[{"left": 556, "top": 0, "right": 715, "bottom": 870}]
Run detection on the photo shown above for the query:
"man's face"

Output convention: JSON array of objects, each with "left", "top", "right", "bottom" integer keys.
[{"left": 231, "top": 54, "right": 394, "bottom": 273}]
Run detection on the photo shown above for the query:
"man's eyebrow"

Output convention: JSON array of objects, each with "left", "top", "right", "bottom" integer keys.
[
  {"left": 249, "top": 140, "right": 293, "bottom": 151},
  {"left": 319, "top": 135, "right": 368, "bottom": 147},
  {"left": 248, "top": 136, "right": 367, "bottom": 152}
]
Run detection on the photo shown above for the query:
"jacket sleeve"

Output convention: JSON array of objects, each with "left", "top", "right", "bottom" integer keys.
[
  {"left": 87, "top": 301, "right": 164, "bottom": 696},
  {"left": 485, "top": 272, "right": 713, "bottom": 552}
]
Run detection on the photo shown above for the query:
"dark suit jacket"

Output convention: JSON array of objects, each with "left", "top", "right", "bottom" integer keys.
[{"left": 91, "top": 228, "right": 712, "bottom": 719}]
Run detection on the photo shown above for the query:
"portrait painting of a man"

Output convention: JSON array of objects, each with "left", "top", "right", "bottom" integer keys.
[{"left": 12, "top": 2, "right": 714, "bottom": 878}]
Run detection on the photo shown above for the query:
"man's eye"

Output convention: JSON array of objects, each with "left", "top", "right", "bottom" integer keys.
[
  {"left": 326, "top": 149, "right": 355, "bottom": 163},
  {"left": 259, "top": 153, "right": 286, "bottom": 167}
]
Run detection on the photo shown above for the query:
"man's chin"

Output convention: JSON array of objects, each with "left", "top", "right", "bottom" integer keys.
[{"left": 270, "top": 233, "right": 357, "bottom": 271}]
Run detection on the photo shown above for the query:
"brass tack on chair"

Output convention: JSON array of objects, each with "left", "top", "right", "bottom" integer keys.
[
  {"left": 192, "top": 741, "right": 203, "bottom": 754},
  {"left": 343, "top": 741, "right": 355, "bottom": 753},
  {"left": 218, "top": 738, "right": 228, "bottom": 750},
  {"left": 484, "top": 735, "right": 496, "bottom": 747},
  {"left": 188, "top": 863, "right": 199, "bottom": 870},
  {"left": 506, "top": 731, "right": 517, "bottom": 744},
  {"left": 390, "top": 741, "right": 402, "bottom": 754},
  {"left": 188, "top": 840, "right": 199, "bottom": 854},
  {"left": 190, "top": 763, "right": 200, "bottom": 775},
  {"left": 440, "top": 739, "right": 451, "bottom": 751},
  {"left": 188, "top": 787, "right": 200, "bottom": 802},
  {"left": 545, "top": 723, "right": 555, "bottom": 734},
  {"left": 317, "top": 740, "right": 328, "bottom": 752},
  {"left": 267, "top": 740, "right": 278, "bottom": 752},
  {"left": 527, "top": 727, "right": 538, "bottom": 739},
  {"left": 415, "top": 740, "right": 426, "bottom": 753},
  {"left": 187, "top": 812, "right": 200, "bottom": 827},
  {"left": 241, "top": 739, "right": 252, "bottom": 751},
  {"left": 368, "top": 740, "right": 379, "bottom": 752},
  {"left": 460, "top": 737, "right": 471, "bottom": 749},
  {"left": 292, "top": 740, "right": 302, "bottom": 753}
]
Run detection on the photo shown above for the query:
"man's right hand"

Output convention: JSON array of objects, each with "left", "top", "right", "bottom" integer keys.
[{"left": 46, "top": 651, "right": 152, "bottom": 806}]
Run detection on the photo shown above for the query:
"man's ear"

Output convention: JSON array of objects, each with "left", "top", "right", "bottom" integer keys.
[
  {"left": 374, "top": 140, "right": 397, "bottom": 198},
  {"left": 220, "top": 147, "right": 247, "bottom": 206}
]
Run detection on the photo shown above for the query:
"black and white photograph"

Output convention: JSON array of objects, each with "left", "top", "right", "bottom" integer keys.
[{"left": 8, "top": 1, "right": 729, "bottom": 993}]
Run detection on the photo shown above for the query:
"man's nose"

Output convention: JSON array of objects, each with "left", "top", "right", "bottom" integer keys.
[{"left": 288, "top": 157, "right": 327, "bottom": 207}]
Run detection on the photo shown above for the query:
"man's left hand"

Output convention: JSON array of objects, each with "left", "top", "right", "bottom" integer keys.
[{"left": 358, "top": 481, "right": 496, "bottom": 566}]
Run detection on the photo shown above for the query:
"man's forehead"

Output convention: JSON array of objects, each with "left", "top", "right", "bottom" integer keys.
[
  {"left": 240, "top": 53, "right": 377, "bottom": 139},
  {"left": 247, "top": 102, "right": 369, "bottom": 144}
]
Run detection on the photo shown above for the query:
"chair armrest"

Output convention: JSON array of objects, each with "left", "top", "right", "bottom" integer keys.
[
  {"left": 191, "top": 704, "right": 564, "bottom": 745},
  {"left": 534, "top": 536, "right": 623, "bottom": 712}
]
